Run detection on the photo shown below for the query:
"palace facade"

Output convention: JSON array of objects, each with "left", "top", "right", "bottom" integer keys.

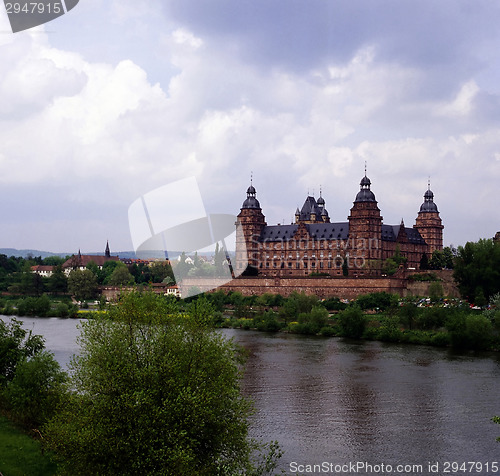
[{"left": 235, "top": 174, "right": 443, "bottom": 277}]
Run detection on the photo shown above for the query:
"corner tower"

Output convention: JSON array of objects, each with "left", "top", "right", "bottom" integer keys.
[
  {"left": 347, "top": 173, "right": 383, "bottom": 272},
  {"left": 236, "top": 182, "right": 266, "bottom": 274},
  {"left": 414, "top": 183, "right": 443, "bottom": 255}
]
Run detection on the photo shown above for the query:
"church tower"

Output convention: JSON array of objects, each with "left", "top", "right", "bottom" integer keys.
[
  {"left": 347, "top": 173, "right": 383, "bottom": 272},
  {"left": 414, "top": 183, "right": 443, "bottom": 255},
  {"left": 105, "top": 240, "right": 111, "bottom": 258},
  {"left": 236, "top": 181, "right": 266, "bottom": 274}
]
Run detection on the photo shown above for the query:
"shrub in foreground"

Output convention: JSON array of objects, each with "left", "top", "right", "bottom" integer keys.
[{"left": 43, "top": 292, "right": 280, "bottom": 476}]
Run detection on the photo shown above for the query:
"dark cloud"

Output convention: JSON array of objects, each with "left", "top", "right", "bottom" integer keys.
[{"left": 163, "top": 0, "right": 500, "bottom": 75}]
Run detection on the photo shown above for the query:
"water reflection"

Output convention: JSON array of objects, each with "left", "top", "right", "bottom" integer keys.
[{"left": 222, "top": 329, "right": 500, "bottom": 472}]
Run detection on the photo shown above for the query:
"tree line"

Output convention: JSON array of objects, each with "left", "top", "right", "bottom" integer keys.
[
  {"left": 0, "top": 254, "right": 175, "bottom": 302},
  {"left": 197, "top": 289, "right": 500, "bottom": 352}
]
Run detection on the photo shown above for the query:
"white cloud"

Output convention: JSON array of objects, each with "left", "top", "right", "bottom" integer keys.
[
  {"left": 435, "top": 80, "right": 480, "bottom": 117},
  {"left": 172, "top": 28, "right": 204, "bottom": 49}
]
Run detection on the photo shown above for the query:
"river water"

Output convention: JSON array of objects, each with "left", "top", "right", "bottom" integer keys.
[{"left": 2, "top": 316, "right": 500, "bottom": 475}]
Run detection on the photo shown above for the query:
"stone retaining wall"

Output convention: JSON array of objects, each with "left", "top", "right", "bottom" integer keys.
[{"left": 181, "top": 275, "right": 407, "bottom": 300}]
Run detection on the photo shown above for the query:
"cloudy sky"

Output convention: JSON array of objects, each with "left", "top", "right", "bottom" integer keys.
[{"left": 1, "top": 0, "right": 499, "bottom": 253}]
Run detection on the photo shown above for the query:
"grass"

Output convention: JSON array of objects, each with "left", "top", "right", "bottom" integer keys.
[{"left": 0, "top": 416, "right": 57, "bottom": 476}]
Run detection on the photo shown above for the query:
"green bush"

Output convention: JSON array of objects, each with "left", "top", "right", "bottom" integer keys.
[
  {"left": 376, "top": 315, "right": 403, "bottom": 342},
  {"left": 319, "top": 326, "right": 337, "bottom": 337},
  {"left": 289, "top": 322, "right": 315, "bottom": 335},
  {"left": 398, "top": 304, "right": 420, "bottom": 330},
  {"left": 0, "top": 318, "right": 45, "bottom": 387},
  {"left": 355, "top": 292, "right": 398, "bottom": 312},
  {"left": 44, "top": 291, "right": 278, "bottom": 475},
  {"left": 254, "top": 310, "right": 283, "bottom": 332},
  {"left": 2, "top": 301, "right": 15, "bottom": 316},
  {"left": 322, "top": 297, "right": 347, "bottom": 311},
  {"left": 446, "top": 312, "right": 493, "bottom": 350},
  {"left": 16, "top": 295, "right": 52, "bottom": 317},
  {"left": 415, "top": 307, "right": 448, "bottom": 330},
  {"left": 4, "top": 351, "right": 67, "bottom": 429},
  {"left": 407, "top": 273, "right": 439, "bottom": 282},
  {"left": 430, "top": 332, "right": 450, "bottom": 347},
  {"left": 338, "top": 306, "right": 366, "bottom": 339},
  {"left": 298, "top": 306, "right": 329, "bottom": 335},
  {"left": 54, "top": 302, "right": 70, "bottom": 318}
]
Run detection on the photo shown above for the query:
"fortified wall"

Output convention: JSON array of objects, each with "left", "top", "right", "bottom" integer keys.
[
  {"left": 181, "top": 275, "right": 407, "bottom": 300},
  {"left": 181, "top": 269, "right": 458, "bottom": 300}
]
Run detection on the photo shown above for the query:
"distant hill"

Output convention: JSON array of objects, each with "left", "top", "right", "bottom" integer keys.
[
  {"left": 0, "top": 249, "right": 215, "bottom": 260},
  {"left": 0, "top": 248, "right": 138, "bottom": 259},
  {"left": 0, "top": 248, "right": 71, "bottom": 259}
]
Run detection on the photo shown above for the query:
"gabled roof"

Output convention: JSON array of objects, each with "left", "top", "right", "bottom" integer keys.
[
  {"left": 31, "top": 265, "right": 55, "bottom": 272},
  {"left": 299, "top": 196, "right": 323, "bottom": 221},
  {"left": 63, "top": 254, "right": 120, "bottom": 268},
  {"left": 259, "top": 222, "right": 349, "bottom": 242},
  {"left": 381, "top": 224, "right": 426, "bottom": 245}
]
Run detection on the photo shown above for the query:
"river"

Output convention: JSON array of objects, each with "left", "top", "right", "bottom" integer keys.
[{"left": 2, "top": 316, "right": 500, "bottom": 475}]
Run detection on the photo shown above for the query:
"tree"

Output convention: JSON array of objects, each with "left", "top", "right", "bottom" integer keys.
[
  {"left": 108, "top": 266, "right": 135, "bottom": 286},
  {"left": 0, "top": 318, "right": 45, "bottom": 388},
  {"left": 68, "top": 269, "right": 99, "bottom": 301},
  {"left": 48, "top": 265, "right": 68, "bottom": 294},
  {"left": 44, "top": 291, "right": 280, "bottom": 475},
  {"left": 149, "top": 261, "right": 175, "bottom": 283},
  {"left": 429, "top": 249, "right": 445, "bottom": 270},
  {"left": 101, "top": 261, "right": 122, "bottom": 285},
  {"left": 442, "top": 246, "right": 455, "bottom": 269},
  {"left": 454, "top": 239, "right": 500, "bottom": 302},
  {"left": 355, "top": 292, "right": 397, "bottom": 311},
  {"left": 419, "top": 253, "right": 429, "bottom": 270},
  {"left": 43, "top": 256, "right": 66, "bottom": 266},
  {"left": 298, "top": 306, "right": 329, "bottom": 334},
  {"left": 0, "top": 319, "right": 66, "bottom": 431},
  {"left": 85, "top": 260, "right": 100, "bottom": 280},
  {"left": 428, "top": 281, "right": 444, "bottom": 302},
  {"left": 445, "top": 312, "right": 493, "bottom": 350},
  {"left": 338, "top": 306, "right": 366, "bottom": 339},
  {"left": 4, "top": 351, "right": 67, "bottom": 428},
  {"left": 383, "top": 245, "right": 407, "bottom": 275}
]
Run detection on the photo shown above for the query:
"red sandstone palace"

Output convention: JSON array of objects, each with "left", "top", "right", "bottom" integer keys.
[{"left": 235, "top": 174, "right": 443, "bottom": 277}]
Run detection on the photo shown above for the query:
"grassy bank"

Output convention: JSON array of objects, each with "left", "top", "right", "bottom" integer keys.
[{"left": 0, "top": 416, "right": 57, "bottom": 476}]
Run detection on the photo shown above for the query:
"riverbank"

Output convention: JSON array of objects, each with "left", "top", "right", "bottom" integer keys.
[
  {"left": 204, "top": 290, "right": 500, "bottom": 352},
  {"left": 0, "top": 415, "right": 57, "bottom": 476}
]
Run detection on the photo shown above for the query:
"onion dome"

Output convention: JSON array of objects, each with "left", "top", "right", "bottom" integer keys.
[
  {"left": 241, "top": 183, "right": 260, "bottom": 209},
  {"left": 354, "top": 174, "right": 376, "bottom": 202},
  {"left": 419, "top": 187, "right": 438, "bottom": 213},
  {"left": 317, "top": 195, "right": 325, "bottom": 206}
]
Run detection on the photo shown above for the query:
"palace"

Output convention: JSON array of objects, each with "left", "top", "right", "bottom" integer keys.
[{"left": 235, "top": 173, "right": 443, "bottom": 277}]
